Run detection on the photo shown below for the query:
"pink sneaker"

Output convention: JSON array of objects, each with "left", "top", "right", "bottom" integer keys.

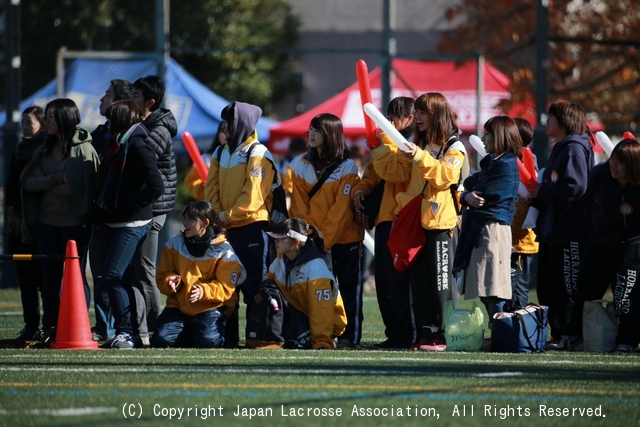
[
  {"left": 410, "top": 338, "right": 429, "bottom": 351},
  {"left": 411, "top": 338, "right": 446, "bottom": 352}
]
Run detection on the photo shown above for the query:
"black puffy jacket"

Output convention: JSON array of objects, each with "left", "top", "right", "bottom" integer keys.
[{"left": 142, "top": 108, "right": 178, "bottom": 215}]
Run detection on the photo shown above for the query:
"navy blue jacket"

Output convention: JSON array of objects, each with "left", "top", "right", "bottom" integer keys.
[
  {"left": 533, "top": 134, "right": 594, "bottom": 244},
  {"left": 462, "top": 151, "right": 519, "bottom": 225},
  {"left": 589, "top": 161, "right": 640, "bottom": 247},
  {"left": 92, "top": 124, "right": 164, "bottom": 224}
]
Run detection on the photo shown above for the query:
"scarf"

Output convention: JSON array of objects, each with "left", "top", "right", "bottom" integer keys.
[
  {"left": 183, "top": 226, "right": 215, "bottom": 257},
  {"left": 95, "top": 123, "right": 140, "bottom": 210}
]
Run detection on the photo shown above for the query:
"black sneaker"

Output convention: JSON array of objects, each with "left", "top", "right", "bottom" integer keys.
[
  {"left": 16, "top": 328, "right": 43, "bottom": 341},
  {"left": 31, "top": 327, "right": 56, "bottom": 349},
  {"left": 614, "top": 344, "right": 635, "bottom": 354},
  {"left": 102, "top": 332, "right": 135, "bottom": 349}
]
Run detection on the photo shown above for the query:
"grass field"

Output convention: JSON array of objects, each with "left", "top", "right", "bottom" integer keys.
[{"left": 0, "top": 288, "right": 638, "bottom": 427}]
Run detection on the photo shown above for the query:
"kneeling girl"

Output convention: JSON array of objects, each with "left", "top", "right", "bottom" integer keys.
[
  {"left": 266, "top": 218, "right": 347, "bottom": 349},
  {"left": 153, "top": 201, "right": 246, "bottom": 348}
]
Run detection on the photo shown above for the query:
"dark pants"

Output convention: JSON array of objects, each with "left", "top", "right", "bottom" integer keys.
[
  {"left": 374, "top": 221, "right": 415, "bottom": 346},
  {"left": 510, "top": 252, "right": 533, "bottom": 309},
  {"left": 331, "top": 242, "right": 363, "bottom": 345},
  {"left": 89, "top": 224, "right": 115, "bottom": 339},
  {"left": 537, "top": 240, "right": 584, "bottom": 340},
  {"left": 7, "top": 233, "right": 42, "bottom": 331},
  {"left": 152, "top": 307, "right": 227, "bottom": 348},
  {"left": 37, "top": 223, "right": 91, "bottom": 330},
  {"left": 225, "top": 221, "right": 269, "bottom": 347},
  {"left": 568, "top": 242, "right": 640, "bottom": 348},
  {"left": 410, "top": 229, "right": 454, "bottom": 341},
  {"left": 101, "top": 222, "right": 151, "bottom": 336}
]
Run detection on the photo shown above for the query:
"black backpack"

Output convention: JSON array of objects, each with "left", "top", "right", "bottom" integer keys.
[
  {"left": 216, "top": 143, "right": 289, "bottom": 224},
  {"left": 245, "top": 279, "right": 311, "bottom": 349}
]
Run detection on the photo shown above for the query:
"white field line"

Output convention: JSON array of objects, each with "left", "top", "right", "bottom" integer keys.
[
  {"left": 0, "top": 352, "right": 638, "bottom": 367},
  {"left": 0, "top": 365, "right": 519, "bottom": 377},
  {"left": 0, "top": 407, "right": 117, "bottom": 416}
]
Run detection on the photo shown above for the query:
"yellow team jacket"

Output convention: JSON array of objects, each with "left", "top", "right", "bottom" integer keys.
[
  {"left": 352, "top": 134, "right": 412, "bottom": 225},
  {"left": 156, "top": 232, "right": 247, "bottom": 317},
  {"left": 266, "top": 256, "right": 347, "bottom": 349},
  {"left": 288, "top": 154, "right": 364, "bottom": 250},
  {"left": 372, "top": 139, "right": 464, "bottom": 230},
  {"left": 204, "top": 132, "right": 276, "bottom": 227},
  {"left": 511, "top": 199, "right": 539, "bottom": 254}
]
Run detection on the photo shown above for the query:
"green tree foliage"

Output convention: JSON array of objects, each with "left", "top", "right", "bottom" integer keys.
[
  {"left": 20, "top": 0, "right": 300, "bottom": 111},
  {"left": 438, "top": 0, "right": 640, "bottom": 129}
]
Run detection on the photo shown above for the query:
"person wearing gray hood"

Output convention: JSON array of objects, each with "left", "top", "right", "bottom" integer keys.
[{"left": 204, "top": 101, "right": 278, "bottom": 347}]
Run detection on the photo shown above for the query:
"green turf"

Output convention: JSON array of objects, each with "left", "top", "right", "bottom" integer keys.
[{"left": 0, "top": 288, "right": 638, "bottom": 427}]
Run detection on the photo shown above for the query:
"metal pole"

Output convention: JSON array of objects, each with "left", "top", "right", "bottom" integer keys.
[
  {"left": 155, "top": 0, "right": 169, "bottom": 82},
  {"left": 381, "top": 0, "right": 395, "bottom": 111},
  {"left": 56, "top": 46, "right": 66, "bottom": 98},
  {"left": 476, "top": 53, "right": 485, "bottom": 136},
  {"left": 534, "top": 0, "right": 549, "bottom": 168},
  {"left": 2, "top": 0, "right": 21, "bottom": 287}
]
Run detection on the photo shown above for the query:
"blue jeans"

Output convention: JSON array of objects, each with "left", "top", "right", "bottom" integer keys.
[
  {"left": 101, "top": 222, "right": 152, "bottom": 336},
  {"left": 37, "top": 222, "right": 91, "bottom": 330},
  {"left": 89, "top": 224, "right": 115, "bottom": 339},
  {"left": 152, "top": 307, "right": 226, "bottom": 348}
]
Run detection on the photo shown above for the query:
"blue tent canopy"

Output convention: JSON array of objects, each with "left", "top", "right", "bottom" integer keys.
[{"left": 1, "top": 58, "right": 277, "bottom": 153}]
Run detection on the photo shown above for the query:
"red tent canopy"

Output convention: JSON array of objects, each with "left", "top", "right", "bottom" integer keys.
[{"left": 268, "top": 59, "right": 537, "bottom": 155}]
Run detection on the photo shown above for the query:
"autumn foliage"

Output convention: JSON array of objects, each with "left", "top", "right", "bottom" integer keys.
[{"left": 438, "top": 0, "right": 640, "bottom": 130}]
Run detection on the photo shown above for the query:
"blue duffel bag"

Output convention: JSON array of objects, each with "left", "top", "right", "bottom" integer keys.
[{"left": 491, "top": 304, "right": 549, "bottom": 353}]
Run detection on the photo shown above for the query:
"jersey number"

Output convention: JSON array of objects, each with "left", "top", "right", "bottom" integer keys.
[
  {"left": 251, "top": 166, "right": 265, "bottom": 179},
  {"left": 316, "top": 289, "right": 331, "bottom": 302},
  {"left": 343, "top": 184, "right": 351, "bottom": 195},
  {"left": 230, "top": 273, "right": 238, "bottom": 285}
]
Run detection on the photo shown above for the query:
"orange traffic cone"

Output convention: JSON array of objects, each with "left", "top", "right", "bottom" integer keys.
[{"left": 51, "top": 240, "right": 98, "bottom": 350}]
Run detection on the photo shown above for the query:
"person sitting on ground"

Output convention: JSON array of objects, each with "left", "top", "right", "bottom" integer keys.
[
  {"left": 265, "top": 218, "right": 347, "bottom": 350},
  {"left": 152, "top": 200, "right": 246, "bottom": 348}
]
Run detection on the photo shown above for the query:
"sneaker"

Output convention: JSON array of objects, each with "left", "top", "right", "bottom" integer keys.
[
  {"left": 411, "top": 338, "right": 447, "bottom": 352},
  {"left": 16, "top": 328, "right": 42, "bottom": 341},
  {"left": 548, "top": 335, "right": 583, "bottom": 351},
  {"left": 614, "top": 344, "right": 634, "bottom": 354},
  {"left": 102, "top": 332, "right": 135, "bottom": 349},
  {"left": 31, "top": 327, "right": 56, "bottom": 349},
  {"left": 545, "top": 337, "right": 560, "bottom": 350},
  {"left": 410, "top": 338, "right": 430, "bottom": 351},
  {"left": 92, "top": 331, "right": 108, "bottom": 341},
  {"left": 336, "top": 338, "right": 355, "bottom": 349}
]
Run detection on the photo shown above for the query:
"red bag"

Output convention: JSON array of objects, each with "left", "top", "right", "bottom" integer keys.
[{"left": 387, "top": 194, "right": 426, "bottom": 272}]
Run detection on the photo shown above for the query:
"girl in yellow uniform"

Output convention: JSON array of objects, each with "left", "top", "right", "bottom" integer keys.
[
  {"left": 266, "top": 218, "right": 347, "bottom": 349},
  {"left": 153, "top": 200, "right": 246, "bottom": 348},
  {"left": 287, "top": 114, "right": 363, "bottom": 348},
  {"left": 370, "top": 93, "right": 466, "bottom": 351}
]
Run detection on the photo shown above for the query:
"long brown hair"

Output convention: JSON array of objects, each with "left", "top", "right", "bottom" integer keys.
[{"left": 413, "top": 93, "right": 459, "bottom": 148}]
